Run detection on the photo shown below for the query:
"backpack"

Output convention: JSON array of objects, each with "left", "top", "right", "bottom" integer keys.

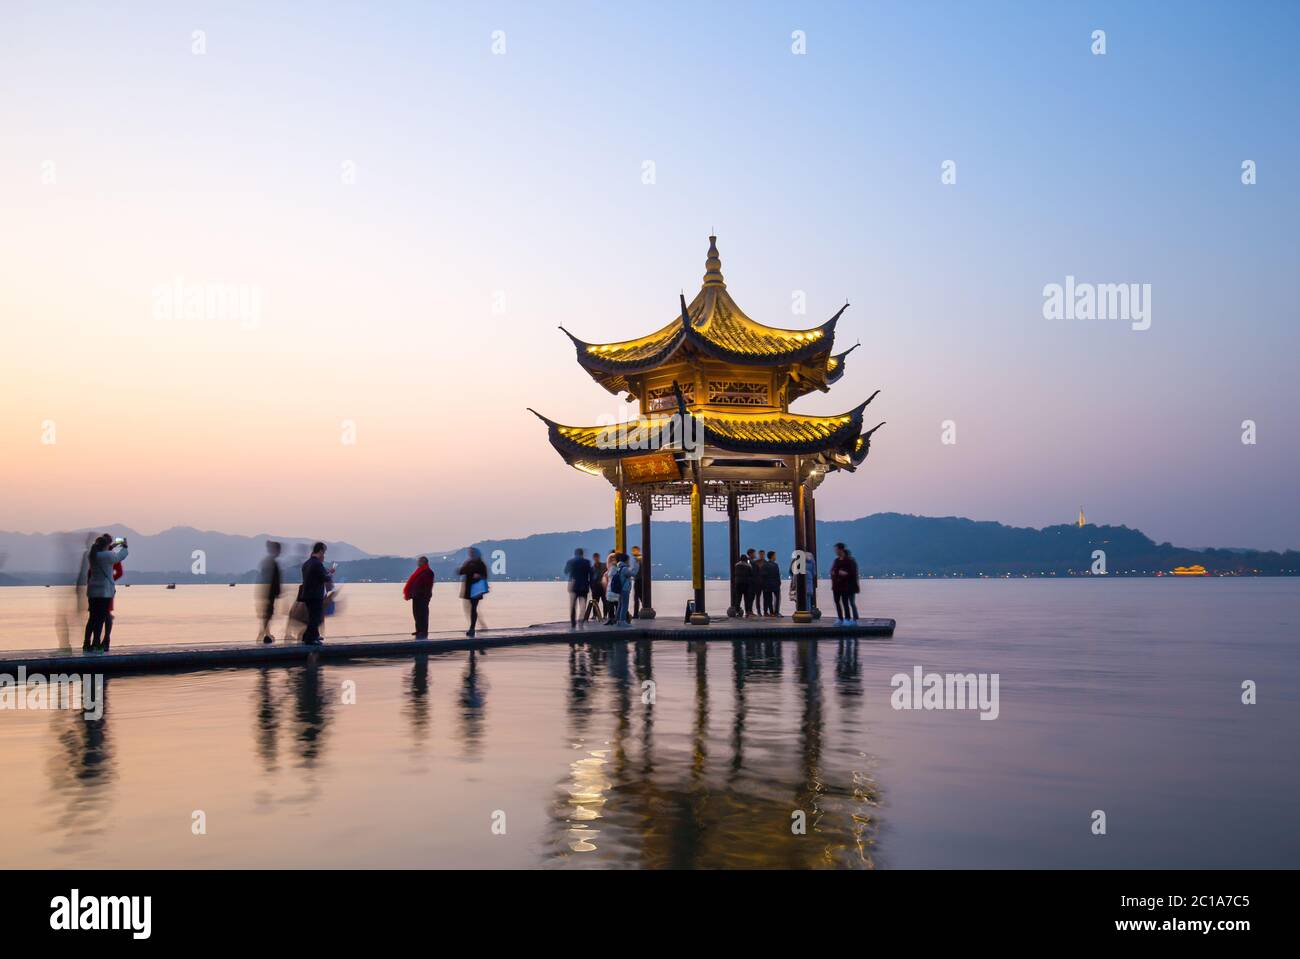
[{"left": 610, "top": 567, "right": 625, "bottom": 594}]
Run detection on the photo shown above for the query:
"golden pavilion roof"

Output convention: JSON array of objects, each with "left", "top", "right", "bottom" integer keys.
[
  {"left": 529, "top": 397, "right": 883, "bottom": 468},
  {"left": 535, "top": 235, "right": 884, "bottom": 488},
  {"left": 561, "top": 236, "right": 850, "bottom": 396}
]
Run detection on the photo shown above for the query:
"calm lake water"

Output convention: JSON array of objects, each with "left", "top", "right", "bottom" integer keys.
[{"left": 1, "top": 580, "right": 1296, "bottom": 868}]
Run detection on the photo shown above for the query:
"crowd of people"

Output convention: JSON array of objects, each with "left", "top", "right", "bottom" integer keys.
[
  {"left": 731, "top": 547, "right": 787, "bottom": 617},
  {"left": 74, "top": 533, "right": 865, "bottom": 649},
  {"left": 562, "top": 547, "right": 646, "bottom": 628}
]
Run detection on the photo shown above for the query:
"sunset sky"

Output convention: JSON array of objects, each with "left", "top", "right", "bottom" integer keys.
[{"left": 2, "top": 2, "right": 1297, "bottom": 555}]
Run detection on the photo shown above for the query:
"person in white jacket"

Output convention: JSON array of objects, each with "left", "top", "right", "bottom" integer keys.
[{"left": 84, "top": 533, "right": 128, "bottom": 651}]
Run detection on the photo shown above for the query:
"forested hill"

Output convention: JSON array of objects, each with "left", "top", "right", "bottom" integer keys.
[{"left": 332, "top": 513, "right": 1299, "bottom": 582}]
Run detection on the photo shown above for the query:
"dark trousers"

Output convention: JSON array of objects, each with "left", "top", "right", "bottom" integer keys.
[
  {"left": 569, "top": 589, "right": 588, "bottom": 626},
  {"left": 466, "top": 596, "right": 481, "bottom": 635},
  {"left": 259, "top": 600, "right": 275, "bottom": 638},
  {"left": 762, "top": 588, "right": 777, "bottom": 615},
  {"left": 84, "top": 596, "right": 112, "bottom": 647},
  {"left": 834, "top": 592, "right": 859, "bottom": 620},
  {"left": 412, "top": 598, "right": 430, "bottom": 637},
  {"left": 303, "top": 599, "right": 324, "bottom": 643},
  {"left": 744, "top": 586, "right": 759, "bottom": 615}
]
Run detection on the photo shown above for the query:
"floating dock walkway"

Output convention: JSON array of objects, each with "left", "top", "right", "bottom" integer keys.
[{"left": 0, "top": 617, "right": 895, "bottom": 676}]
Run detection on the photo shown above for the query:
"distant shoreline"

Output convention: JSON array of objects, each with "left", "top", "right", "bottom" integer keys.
[{"left": 5, "top": 513, "right": 1296, "bottom": 585}]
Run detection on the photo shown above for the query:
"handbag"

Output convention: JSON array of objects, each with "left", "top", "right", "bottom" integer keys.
[
  {"left": 289, "top": 601, "right": 308, "bottom": 624},
  {"left": 469, "top": 578, "right": 488, "bottom": 600}
]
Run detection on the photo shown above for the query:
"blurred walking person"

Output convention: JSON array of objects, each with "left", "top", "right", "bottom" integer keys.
[
  {"left": 300, "top": 542, "right": 332, "bottom": 645},
  {"left": 256, "top": 540, "right": 282, "bottom": 644},
  {"left": 830, "top": 542, "right": 861, "bottom": 625},
  {"left": 458, "top": 547, "right": 489, "bottom": 638},
  {"left": 403, "top": 556, "right": 436, "bottom": 639},
  {"left": 84, "top": 534, "right": 128, "bottom": 651},
  {"left": 564, "top": 548, "right": 592, "bottom": 629},
  {"left": 55, "top": 532, "right": 94, "bottom": 649},
  {"left": 583, "top": 551, "right": 605, "bottom": 623}
]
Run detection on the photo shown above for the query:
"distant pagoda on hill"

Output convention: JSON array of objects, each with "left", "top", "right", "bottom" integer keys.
[{"left": 530, "top": 235, "right": 884, "bottom": 623}]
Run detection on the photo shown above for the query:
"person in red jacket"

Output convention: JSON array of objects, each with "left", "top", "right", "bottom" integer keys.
[{"left": 403, "top": 556, "right": 435, "bottom": 639}]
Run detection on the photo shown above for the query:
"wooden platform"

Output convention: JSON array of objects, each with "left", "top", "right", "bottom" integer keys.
[{"left": 0, "top": 616, "right": 895, "bottom": 676}]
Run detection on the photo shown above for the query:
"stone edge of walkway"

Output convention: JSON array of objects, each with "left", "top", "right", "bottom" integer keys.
[{"left": 0, "top": 619, "right": 895, "bottom": 675}]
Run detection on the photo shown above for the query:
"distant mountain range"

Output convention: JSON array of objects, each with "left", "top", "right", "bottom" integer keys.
[
  {"left": 0, "top": 525, "right": 372, "bottom": 584},
  {"left": 1, "top": 514, "right": 1296, "bottom": 585}
]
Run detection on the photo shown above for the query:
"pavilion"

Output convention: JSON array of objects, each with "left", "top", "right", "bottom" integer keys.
[{"left": 530, "top": 236, "right": 883, "bottom": 624}]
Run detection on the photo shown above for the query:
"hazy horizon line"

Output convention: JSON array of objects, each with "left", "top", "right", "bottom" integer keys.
[{"left": 3, "top": 510, "right": 1293, "bottom": 559}]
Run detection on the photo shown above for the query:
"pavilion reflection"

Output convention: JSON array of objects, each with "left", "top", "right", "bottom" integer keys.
[
  {"left": 728, "top": 638, "right": 784, "bottom": 781},
  {"left": 633, "top": 639, "right": 655, "bottom": 775},
  {"left": 547, "top": 637, "right": 878, "bottom": 868}
]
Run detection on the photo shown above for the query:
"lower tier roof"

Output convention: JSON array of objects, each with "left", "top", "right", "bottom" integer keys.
[{"left": 529, "top": 398, "right": 883, "bottom": 475}]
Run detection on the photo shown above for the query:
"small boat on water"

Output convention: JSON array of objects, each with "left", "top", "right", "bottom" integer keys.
[
  {"left": 166, "top": 583, "right": 177, "bottom": 589},
  {"left": 229, "top": 582, "right": 237, "bottom": 587},
  {"left": 1171, "top": 565, "right": 1209, "bottom": 576}
]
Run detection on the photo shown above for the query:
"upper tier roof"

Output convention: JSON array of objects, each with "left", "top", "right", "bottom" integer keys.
[{"left": 560, "top": 236, "right": 849, "bottom": 396}]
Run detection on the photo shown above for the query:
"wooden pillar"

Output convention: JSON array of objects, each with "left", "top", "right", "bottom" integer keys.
[
  {"left": 792, "top": 457, "right": 812, "bottom": 623},
  {"left": 726, "top": 491, "right": 741, "bottom": 617},
  {"left": 638, "top": 491, "right": 655, "bottom": 618},
  {"left": 689, "top": 460, "right": 710, "bottom": 624},
  {"left": 806, "top": 487, "right": 821, "bottom": 620},
  {"left": 614, "top": 471, "right": 627, "bottom": 555}
]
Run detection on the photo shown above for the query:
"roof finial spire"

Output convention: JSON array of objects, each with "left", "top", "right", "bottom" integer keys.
[{"left": 703, "top": 234, "right": 725, "bottom": 288}]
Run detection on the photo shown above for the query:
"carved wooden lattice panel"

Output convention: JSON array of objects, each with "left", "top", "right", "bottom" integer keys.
[
  {"left": 650, "top": 491, "right": 693, "bottom": 511},
  {"left": 705, "top": 489, "right": 793, "bottom": 511},
  {"left": 646, "top": 383, "right": 695, "bottom": 412},
  {"left": 708, "top": 381, "right": 769, "bottom": 406},
  {"left": 644, "top": 481, "right": 792, "bottom": 512}
]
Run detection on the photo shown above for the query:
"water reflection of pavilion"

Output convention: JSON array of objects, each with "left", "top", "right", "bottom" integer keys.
[
  {"left": 36, "top": 640, "right": 875, "bottom": 867},
  {"left": 551, "top": 638, "right": 878, "bottom": 868}
]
